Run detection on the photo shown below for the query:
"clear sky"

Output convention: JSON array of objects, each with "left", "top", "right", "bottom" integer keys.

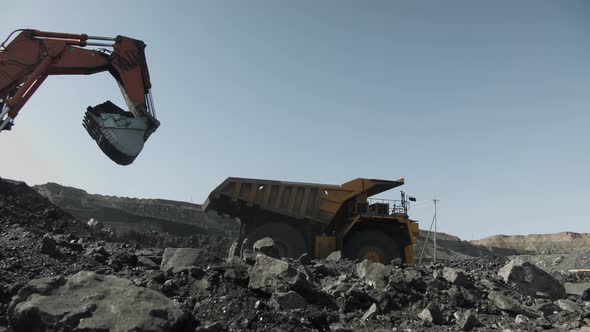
[{"left": 3, "top": 1, "right": 589, "bottom": 240}]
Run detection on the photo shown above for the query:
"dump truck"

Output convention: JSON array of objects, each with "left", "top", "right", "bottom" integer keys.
[{"left": 204, "top": 177, "right": 420, "bottom": 264}]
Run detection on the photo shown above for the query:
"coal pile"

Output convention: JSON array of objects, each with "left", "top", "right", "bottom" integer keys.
[{"left": 1, "top": 177, "right": 589, "bottom": 331}]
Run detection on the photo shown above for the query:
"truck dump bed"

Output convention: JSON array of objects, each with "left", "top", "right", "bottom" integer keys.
[{"left": 204, "top": 177, "right": 405, "bottom": 224}]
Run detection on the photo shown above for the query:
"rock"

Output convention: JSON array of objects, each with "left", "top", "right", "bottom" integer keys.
[
  {"left": 87, "top": 218, "right": 101, "bottom": 227},
  {"left": 555, "top": 299, "right": 582, "bottom": 313},
  {"left": 8, "top": 271, "right": 192, "bottom": 332},
  {"left": 418, "top": 302, "right": 443, "bottom": 325},
  {"left": 498, "top": 258, "right": 565, "bottom": 300},
  {"left": 515, "top": 314, "right": 529, "bottom": 324},
  {"left": 455, "top": 311, "right": 478, "bottom": 331},
  {"left": 253, "top": 237, "right": 280, "bottom": 258},
  {"left": 160, "top": 247, "right": 207, "bottom": 271},
  {"left": 40, "top": 233, "right": 57, "bottom": 256},
  {"left": 565, "top": 282, "right": 590, "bottom": 297},
  {"left": 534, "top": 301, "right": 560, "bottom": 317},
  {"left": 443, "top": 267, "right": 471, "bottom": 288},
  {"left": 361, "top": 303, "right": 379, "bottom": 321},
  {"left": 195, "top": 321, "right": 224, "bottom": 332},
  {"left": 43, "top": 207, "right": 63, "bottom": 220},
  {"left": 583, "top": 288, "right": 590, "bottom": 301},
  {"left": 344, "top": 287, "right": 374, "bottom": 311},
  {"left": 242, "top": 250, "right": 259, "bottom": 265},
  {"left": 356, "top": 259, "right": 388, "bottom": 288},
  {"left": 108, "top": 259, "right": 123, "bottom": 272},
  {"left": 113, "top": 252, "right": 138, "bottom": 266},
  {"left": 137, "top": 256, "right": 159, "bottom": 269},
  {"left": 298, "top": 253, "right": 311, "bottom": 265},
  {"left": 314, "top": 263, "right": 338, "bottom": 277},
  {"left": 248, "top": 254, "right": 291, "bottom": 294},
  {"left": 227, "top": 239, "right": 240, "bottom": 261},
  {"left": 271, "top": 290, "right": 308, "bottom": 309},
  {"left": 488, "top": 291, "right": 521, "bottom": 313},
  {"left": 84, "top": 246, "right": 110, "bottom": 263},
  {"left": 329, "top": 323, "right": 353, "bottom": 332},
  {"left": 172, "top": 266, "right": 206, "bottom": 278},
  {"left": 326, "top": 251, "right": 342, "bottom": 262}
]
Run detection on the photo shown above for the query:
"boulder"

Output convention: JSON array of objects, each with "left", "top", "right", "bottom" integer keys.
[
  {"left": 443, "top": 267, "right": 471, "bottom": 288},
  {"left": 298, "top": 253, "right": 311, "bottom": 265},
  {"left": 137, "top": 256, "right": 159, "bottom": 269},
  {"left": 343, "top": 287, "right": 374, "bottom": 312},
  {"left": 565, "top": 282, "right": 590, "bottom": 297},
  {"left": 84, "top": 246, "right": 110, "bottom": 263},
  {"left": 583, "top": 288, "right": 590, "bottom": 301},
  {"left": 515, "top": 314, "right": 529, "bottom": 324},
  {"left": 160, "top": 247, "right": 207, "bottom": 271},
  {"left": 361, "top": 303, "right": 379, "bottom": 321},
  {"left": 8, "top": 271, "right": 192, "bottom": 332},
  {"left": 40, "top": 233, "right": 57, "bottom": 256},
  {"left": 418, "top": 302, "right": 443, "bottom": 324},
  {"left": 248, "top": 254, "right": 292, "bottom": 294},
  {"left": 534, "top": 301, "right": 560, "bottom": 317},
  {"left": 356, "top": 259, "right": 388, "bottom": 289},
  {"left": 326, "top": 251, "right": 342, "bottom": 262},
  {"left": 271, "top": 290, "right": 308, "bottom": 309},
  {"left": 498, "top": 258, "right": 565, "bottom": 300},
  {"left": 253, "top": 237, "right": 280, "bottom": 259},
  {"left": 555, "top": 299, "right": 582, "bottom": 313},
  {"left": 488, "top": 291, "right": 521, "bottom": 313},
  {"left": 454, "top": 311, "right": 478, "bottom": 331}
]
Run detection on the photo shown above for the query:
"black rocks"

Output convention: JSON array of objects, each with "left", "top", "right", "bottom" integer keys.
[
  {"left": 40, "top": 233, "right": 58, "bottom": 256},
  {"left": 271, "top": 290, "right": 308, "bottom": 310},
  {"left": 418, "top": 302, "right": 443, "bottom": 324},
  {"left": 356, "top": 259, "right": 388, "bottom": 289},
  {"left": 455, "top": 310, "right": 478, "bottom": 331},
  {"left": 498, "top": 258, "right": 566, "bottom": 300},
  {"left": 253, "top": 237, "right": 280, "bottom": 259},
  {"left": 8, "top": 271, "right": 192, "bottom": 332},
  {"left": 443, "top": 267, "right": 471, "bottom": 288},
  {"left": 326, "top": 251, "right": 342, "bottom": 262}
]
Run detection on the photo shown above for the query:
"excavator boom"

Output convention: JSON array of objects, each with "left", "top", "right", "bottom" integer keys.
[{"left": 0, "top": 29, "right": 160, "bottom": 165}]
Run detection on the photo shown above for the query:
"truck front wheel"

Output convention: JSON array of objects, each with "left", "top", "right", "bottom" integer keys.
[{"left": 344, "top": 230, "right": 401, "bottom": 264}]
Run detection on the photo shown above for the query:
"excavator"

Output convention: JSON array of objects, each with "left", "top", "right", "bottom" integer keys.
[{"left": 0, "top": 29, "right": 159, "bottom": 165}]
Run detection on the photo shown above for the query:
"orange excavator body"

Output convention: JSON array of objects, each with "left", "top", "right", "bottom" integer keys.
[{"left": 0, "top": 29, "right": 160, "bottom": 165}]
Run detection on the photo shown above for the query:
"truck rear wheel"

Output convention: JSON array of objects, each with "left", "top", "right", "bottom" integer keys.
[
  {"left": 344, "top": 230, "right": 401, "bottom": 264},
  {"left": 241, "top": 222, "right": 307, "bottom": 259}
]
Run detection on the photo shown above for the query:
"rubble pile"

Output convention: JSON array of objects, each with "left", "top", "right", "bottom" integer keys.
[{"left": 1, "top": 178, "right": 589, "bottom": 331}]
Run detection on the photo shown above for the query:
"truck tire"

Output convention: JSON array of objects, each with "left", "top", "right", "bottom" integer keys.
[
  {"left": 241, "top": 222, "right": 307, "bottom": 259},
  {"left": 344, "top": 230, "right": 401, "bottom": 264}
]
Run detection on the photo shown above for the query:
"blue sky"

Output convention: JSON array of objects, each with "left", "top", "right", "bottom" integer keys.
[{"left": 3, "top": 1, "right": 589, "bottom": 240}]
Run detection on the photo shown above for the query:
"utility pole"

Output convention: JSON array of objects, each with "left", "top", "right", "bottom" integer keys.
[{"left": 433, "top": 198, "right": 439, "bottom": 263}]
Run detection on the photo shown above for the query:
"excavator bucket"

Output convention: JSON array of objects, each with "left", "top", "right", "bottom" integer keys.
[{"left": 83, "top": 101, "right": 149, "bottom": 165}]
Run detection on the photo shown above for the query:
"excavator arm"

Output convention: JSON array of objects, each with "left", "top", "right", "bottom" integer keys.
[{"left": 0, "top": 29, "right": 160, "bottom": 165}]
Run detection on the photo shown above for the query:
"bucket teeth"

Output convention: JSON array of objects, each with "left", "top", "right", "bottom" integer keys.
[{"left": 83, "top": 101, "right": 148, "bottom": 166}]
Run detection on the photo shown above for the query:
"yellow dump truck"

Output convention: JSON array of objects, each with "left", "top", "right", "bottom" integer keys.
[{"left": 203, "top": 177, "right": 420, "bottom": 264}]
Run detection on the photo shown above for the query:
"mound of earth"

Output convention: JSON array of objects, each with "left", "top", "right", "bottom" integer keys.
[
  {"left": 33, "top": 182, "right": 240, "bottom": 237},
  {"left": 413, "top": 230, "right": 523, "bottom": 262},
  {"left": 472, "top": 232, "right": 590, "bottom": 254}
]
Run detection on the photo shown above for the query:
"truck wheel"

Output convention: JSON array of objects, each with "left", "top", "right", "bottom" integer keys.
[
  {"left": 344, "top": 230, "right": 401, "bottom": 264},
  {"left": 241, "top": 222, "right": 307, "bottom": 258}
]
